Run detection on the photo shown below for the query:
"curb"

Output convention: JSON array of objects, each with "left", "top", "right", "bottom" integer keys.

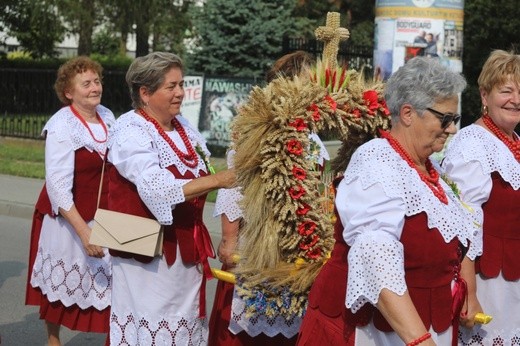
[{"left": 0, "top": 200, "right": 34, "bottom": 220}]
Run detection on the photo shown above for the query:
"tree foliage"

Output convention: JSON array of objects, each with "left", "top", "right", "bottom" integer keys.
[
  {"left": 461, "top": 0, "right": 520, "bottom": 123},
  {"left": 2, "top": 0, "right": 65, "bottom": 58},
  {"left": 188, "top": 0, "right": 375, "bottom": 77},
  {"left": 56, "top": 0, "right": 100, "bottom": 56},
  {"left": 188, "top": 0, "right": 298, "bottom": 78}
]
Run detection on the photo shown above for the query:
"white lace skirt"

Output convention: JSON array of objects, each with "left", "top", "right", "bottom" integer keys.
[
  {"left": 459, "top": 273, "right": 520, "bottom": 345},
  {"left": 229, "top": 289, "right": 302, "bottom": 338},
  {"left": 356, "top": 323, "right": 452, "bottom": 345},
  {"left": 30, "top": 215, "right": 111, "bottom": 310},
  {"left": 110, "top": 250, "right": 208, "bottom": 345}
]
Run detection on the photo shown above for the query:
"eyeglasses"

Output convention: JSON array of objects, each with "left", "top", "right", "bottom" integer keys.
[{"left": 426, "top": 107, "right": 461, "bottom": 129}]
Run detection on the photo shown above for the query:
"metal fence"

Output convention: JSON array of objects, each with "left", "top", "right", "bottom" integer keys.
[
  {"left": 282, "top": 37, "right": 374, "bottom": 75},
  {"left": 0, "top": 67, "right": 131, "bottom": 139},
  {"left": 0, "top": 42, "right": 374, "bottom": 140},
  {"left": 0, "top": 113, "right": 49, "bottom": 139},
  {"left": 0, "top": 68, "right": 130, "bottom": 115}
]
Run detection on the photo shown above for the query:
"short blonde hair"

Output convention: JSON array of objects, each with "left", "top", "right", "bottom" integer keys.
[
  {"left": 478, "top": 50, "right": 520, "bottom": 93},
  {"left": 54, "top": 56, "right": 103, "bottom": 105}
]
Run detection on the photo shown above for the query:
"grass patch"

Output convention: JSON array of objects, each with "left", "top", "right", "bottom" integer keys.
[
  {"left": 0, "top": 137, "right": 45, "bottom": 178},
  {"left": 0, "top": 136, "right": 228, "bottom": 203}
]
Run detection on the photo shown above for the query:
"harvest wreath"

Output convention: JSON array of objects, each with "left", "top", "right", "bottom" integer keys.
[{"left": 229, "top": 12, "right": 392, "bottom": 320}]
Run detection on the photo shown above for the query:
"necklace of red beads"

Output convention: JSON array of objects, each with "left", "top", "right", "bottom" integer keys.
[
  {"left": 381, "top": 130, "right": 448, "bottom": 204},
  {"left": 138, "top": 108, "right": 199, "bottom": 168},
  {"left": 482, "top": 114, "right": 520, "bottom": 161},
  {"left": 70, "top": 105, "right": 108, "bottom": 143}
]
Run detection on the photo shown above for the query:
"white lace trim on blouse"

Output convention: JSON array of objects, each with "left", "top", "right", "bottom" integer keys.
[
  {"left": 341, "top": 138, "right": 477, "bottom": 312},
  {"left": 443, "top": 124, "right": 520, "bottom": 259},
  {"left": 446, "top": 124, "right": 520, "bottom": 189},
  {"left": 43, "top": 105, "right": 115, "bottom": 214},
  {"left": 108, "top": 111, "right": 210, "bottom": 225}
]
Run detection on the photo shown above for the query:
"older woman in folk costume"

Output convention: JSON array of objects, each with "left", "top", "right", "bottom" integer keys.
[
  {"left": 442, "top": 50, "right": 520, "bottom": 345},
  {"left": 26, "top": 56, "right": 115, "bottom": 345},
  {"left": 107, "top": 52, "right": 235, "bottom": 345},
  {"left": 297, "top": 57, "right": 478, "bottom": 346},
  {"left": 208, "top": 50, "right": 330, "bottom": 345}
]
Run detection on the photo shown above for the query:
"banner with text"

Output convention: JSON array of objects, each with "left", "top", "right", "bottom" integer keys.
[
  {"left": 199, "top": 77, "right": 254, "bottom": 148},
  {"left": 180, "top": 76, "right": 204, "bottom": 128},
  {"left": 374, "top": 0, "right": 464, "bottom": 80}
]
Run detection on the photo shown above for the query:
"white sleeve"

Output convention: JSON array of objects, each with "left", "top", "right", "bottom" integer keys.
[
  {"left": 336, "top": 177, "right": 408, "bottom": 312},
  {"left": 108, "top": 135, "right": 189, "bottom": 225},
  {"left": 442, "top": 154, "right": 491, "bottom": 259},
  {"left": 45, "top": 131, "right": 75, "bottom": 214},
  {"left": 308, "top": 132, "right": 330, "bottom": 166},
  {"left": 213, "top": 149, "right": 243, "bottom": 221}
]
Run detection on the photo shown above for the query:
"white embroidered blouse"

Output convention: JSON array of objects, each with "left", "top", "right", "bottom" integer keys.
[
  {"left": 108, "top": 110, "right": 211, "bottom": 225},
  {"left": 442, "top": 124, "right": 520, "bottom": 260},
  {"left": 339, "top": 138, "right": 477, "bottom": 313},
  {"left": 44, "top": 105, "right": 115, "bottom": 215}
]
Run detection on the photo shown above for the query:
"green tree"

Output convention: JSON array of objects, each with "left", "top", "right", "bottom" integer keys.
[
  {"left": 57, "top": 0, "right": 100, "bottom": 56},
  {"left": 2, "top": 0, "right": 65, "bottom": 58},
  {"left": 188, "top": 0, "right": 298, "bottom": 78},
  {"left": 293, "top": 0, "right": 375, "bottom": 46},
  {"left": 461, "top": 0, "right": 520, "bottom": 124},
  {"left": 99, "top": 0, "right": 134, "bottom": 55},
  {"left": 151, "top": 0, "right": 195, "bottom": 57},
  {"left": 92, "top": 29, "right": 120, "bottom": 56}
]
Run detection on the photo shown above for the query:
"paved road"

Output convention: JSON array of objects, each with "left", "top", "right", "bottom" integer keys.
[{"left": 0, "top": 175, "right": 221, "bottom": 345}]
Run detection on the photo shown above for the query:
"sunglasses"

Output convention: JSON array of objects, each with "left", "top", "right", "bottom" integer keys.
[{"left": 426, "top": 107, "right": 461, "bottom": 129}]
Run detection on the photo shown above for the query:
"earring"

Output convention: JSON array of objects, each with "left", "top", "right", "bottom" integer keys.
[{"left": 482, "top": 105, "right": 488, "bottom": 115}]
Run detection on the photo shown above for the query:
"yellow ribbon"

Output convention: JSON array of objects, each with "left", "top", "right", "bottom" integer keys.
[{"left": 474, "top": 312, "right": 492, "bottom": 324}]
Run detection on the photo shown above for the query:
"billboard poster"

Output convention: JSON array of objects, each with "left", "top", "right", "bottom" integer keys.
[
  {"left": 374, "top": 0, "right": 464, "bottom": 80},
  {"left": 180, "top": 76, "right": 204, "bottom": 128},
  {"left": 199, "top": 77, "right": 254, "bottom": 148}
]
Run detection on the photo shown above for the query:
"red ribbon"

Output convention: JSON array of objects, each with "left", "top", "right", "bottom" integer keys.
[
  {"left": 193, "top": 221, "right": 215, "bottom": 318},
  {"left": 451, "top": 276, "right": 467, "bottom": 346}
]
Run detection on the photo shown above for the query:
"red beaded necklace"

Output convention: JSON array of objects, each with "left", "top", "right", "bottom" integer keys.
[
  {"left": 70, "top": 105, "right": 108, "bottom": 143},
  {"left": 138, "top": 108, "right": 199, "bottom": 168},
  {"left": 381, "top": 130, "right": 448, "bottom": 204},
  {"left": 482, "top": 114, "right": 520, "bottom": 161}
]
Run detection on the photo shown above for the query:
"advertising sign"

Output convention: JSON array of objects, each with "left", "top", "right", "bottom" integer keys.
[
  {"left": 199, "top": 77, "right": 254, "bottom": 147},
  {"left": 180, "top": 76, "right": 204, "bottom": 128},
  {"left": 374, "top": 0, "right": 464, "bottom": 80}
]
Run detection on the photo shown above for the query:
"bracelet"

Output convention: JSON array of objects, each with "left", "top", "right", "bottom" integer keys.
[{"left": 406, "top": 332, "right": 432, "bottom": 346}]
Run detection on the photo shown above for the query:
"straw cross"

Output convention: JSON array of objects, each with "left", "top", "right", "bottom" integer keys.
[{"left": 315, "top": 12, "right": 350, "bottom": 70}]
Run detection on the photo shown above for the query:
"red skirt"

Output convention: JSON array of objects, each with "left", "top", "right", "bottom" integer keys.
[
  {"left": 25, "top": 209, "right": 44, "bottom": 306},
  {"left": 296, "top": 305, "right": 354, "bottom": 346},
  {"left": 25, "top": 209, "right": 110, "bottom": 333},
  {"left": 208, "top": 265, "right": 297, "bottom": 346}
]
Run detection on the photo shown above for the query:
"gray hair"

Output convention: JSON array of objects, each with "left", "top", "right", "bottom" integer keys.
[
  {"left": 125, "top": 52, "right": 184, "bottom": 109},
  {"left": 384, "top": 57, "right": 466, "bottom": 121}
]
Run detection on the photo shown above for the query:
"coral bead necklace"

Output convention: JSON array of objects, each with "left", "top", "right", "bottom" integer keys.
[
  {"left": 381, "top": 130, "right": 448, "bottom": 204},
  {"left": 138, "top": 108, "right": 199, "bottom": 168},
  {"left": 70, "top": 105, "right": 108, "bottom": 143},
  {"left": 482, "top": 114, "right": 520, "bottom": 161}
]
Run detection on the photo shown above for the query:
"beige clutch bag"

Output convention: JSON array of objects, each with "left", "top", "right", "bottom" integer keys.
[
  {"left": 89, "top": 153, "right": 163, "bottom": 257},
  {"left": 91, "top": 208, "right": 163, "bottom": 257}
]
